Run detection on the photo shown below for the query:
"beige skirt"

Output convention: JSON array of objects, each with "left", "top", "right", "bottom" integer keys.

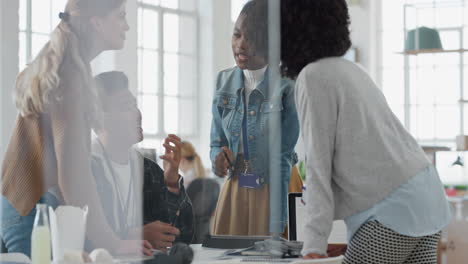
[{"left": 211, "top": 156, "right": 270, "bottom": 236}]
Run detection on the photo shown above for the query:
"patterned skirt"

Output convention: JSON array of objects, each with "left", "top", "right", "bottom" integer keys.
[{"left": 343, "top": 221, "right": 441, "bottom": 264}]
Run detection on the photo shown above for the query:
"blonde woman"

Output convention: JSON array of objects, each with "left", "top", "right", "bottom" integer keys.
[
  {"left": 179, "top": 141, "right": 206, "bottom": 187},
  {"left": 1, "top": 0, "right": 152, "bottom": 257}
]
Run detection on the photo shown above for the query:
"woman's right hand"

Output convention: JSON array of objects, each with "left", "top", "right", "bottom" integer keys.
[
  {"left": 214, "top": 147, "right": 234, "bottom": 177},
  {"left": 114, "top": 240, "right": 153, "bottom": 256}
]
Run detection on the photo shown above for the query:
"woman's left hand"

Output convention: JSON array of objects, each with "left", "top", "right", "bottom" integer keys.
[
  {"left": 303, "top": 253, "right": 327, "bottom": 259},
  {"left": 303, "top": 244, "right": 347, "bottom": 259},
  {"left": 160, "top": 134, "right": 182, "bottom": 185}
]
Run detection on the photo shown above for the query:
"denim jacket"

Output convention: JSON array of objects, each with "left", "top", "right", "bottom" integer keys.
[{"left": 210, "top": 66, "right": 299, "bottom": 227}]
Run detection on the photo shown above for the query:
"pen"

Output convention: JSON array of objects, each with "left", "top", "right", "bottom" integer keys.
[
  {"left": 170, "top": 209, "right": 180, "bottom": 226},
  {"left": 223, "top": 150, "right": 235, "bottom": 172}
]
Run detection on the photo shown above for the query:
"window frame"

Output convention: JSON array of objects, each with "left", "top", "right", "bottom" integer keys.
[
  {"left": 378, "top": 0, "right": 466, "bottom": 147},
  {"left": 137, "top": 1, "right": 200, "bottom": 143}
]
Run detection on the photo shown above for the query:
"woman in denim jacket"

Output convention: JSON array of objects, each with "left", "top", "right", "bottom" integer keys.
[{"left": 210, "top": 0, "right": 299, "bottom": 236}]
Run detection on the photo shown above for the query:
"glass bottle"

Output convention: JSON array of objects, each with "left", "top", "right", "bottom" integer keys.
[{"left": 31, "top": 204, "right": 51, "bottom": 264}]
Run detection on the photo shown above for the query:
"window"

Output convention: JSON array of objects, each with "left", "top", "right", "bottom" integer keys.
[
  {"left": 19, "top": 0, "right": 67, "bottom": 71},
  {"left": 137, "top": 0, "right": 199, "bottom": 147},
  {"left": 379, "top": 0, "right": 466, "bottom": 147}
]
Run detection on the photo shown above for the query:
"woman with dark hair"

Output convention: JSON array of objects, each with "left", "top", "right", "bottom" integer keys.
[
  {"left": 210, "top": 0, "right": 299, "bottom": 236},
  {"left": 280, "top": 0, "right": 451, "bottom": 262}
]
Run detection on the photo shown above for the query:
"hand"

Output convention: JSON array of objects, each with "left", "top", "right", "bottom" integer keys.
[
  {"left": 327, "top": 244, "right": 347, "bottom": 257},
  {"left": 143, "top": 221, "right": 181, "bottom": 253},
  {"left": 160, "top": 134, "right": 182, "bottom": 185},
  {"left": 303, "top": 244, "right": 347, "bottom": 259},
  {"left": 303, "top": 253, "right": 327, "bottom": 259},
  {"left": 114, "top": 240, "right": 153, "bottom": 256},
  {"left": 214, "top": 147, "right": 233, "bottom": 177}
]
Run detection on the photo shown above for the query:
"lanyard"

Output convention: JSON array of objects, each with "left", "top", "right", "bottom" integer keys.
[
  {"left": 242, "top": 91, "right": 250, "bottom": 162},
  {"left": 97, "top": 139, "right": 134, "bottom": 236}
]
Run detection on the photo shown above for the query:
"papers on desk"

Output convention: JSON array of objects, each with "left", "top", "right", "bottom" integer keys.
[{"left": 191, "top": 244, "right": 345, "bottom": 264}]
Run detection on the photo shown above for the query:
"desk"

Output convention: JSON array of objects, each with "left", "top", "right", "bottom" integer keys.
[{"left": 190, "top": 244, "right": 301, "bottom": 264}]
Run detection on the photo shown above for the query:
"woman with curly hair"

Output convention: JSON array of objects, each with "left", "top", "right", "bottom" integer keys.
[{"left": 280, "top": 0, "right": 451, "bottom": 262}]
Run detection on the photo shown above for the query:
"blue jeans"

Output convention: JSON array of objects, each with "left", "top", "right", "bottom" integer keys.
[{"left": 1, "top": 192, "right": 60, "bottom": 257}]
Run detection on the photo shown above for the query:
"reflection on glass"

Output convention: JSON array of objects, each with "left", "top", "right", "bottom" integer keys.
[
  {"left": 164, "top": 14, "right": 179, "bottom": 53},
  {"left": 93, "top": 71, "right": 193, "bottom": 250}
]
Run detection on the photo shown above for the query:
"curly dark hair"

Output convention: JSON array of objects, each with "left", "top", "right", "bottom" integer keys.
[{"left": 280, "top": 0, "right": 352, "bottom": 79}]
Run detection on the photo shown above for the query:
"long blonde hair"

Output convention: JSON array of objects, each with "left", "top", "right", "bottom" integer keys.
[
  {"left": 15, "top": 0, "right": 124, "bottom": 117},
  {"left": 181, "top": 141, "right": 206, "bottom": 179}
]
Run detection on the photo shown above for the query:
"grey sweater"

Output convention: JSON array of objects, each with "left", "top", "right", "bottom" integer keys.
[{"left": 295, "top": 57, "right": 431, "bottom": 255}]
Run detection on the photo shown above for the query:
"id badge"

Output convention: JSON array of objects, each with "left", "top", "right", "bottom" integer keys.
[{"left": 238, "top": 172, "right": 261, "bottom": 189}]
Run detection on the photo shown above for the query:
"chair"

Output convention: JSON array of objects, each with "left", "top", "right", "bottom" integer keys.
[
  {"left": 1, "top": 239, "right": 7, "bottom": 253},
  {"left": 186, "top": 178, "right": 220, "bottom": 244}
]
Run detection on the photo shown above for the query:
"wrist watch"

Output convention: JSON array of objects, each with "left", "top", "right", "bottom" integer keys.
[{"left": 165, "top": 175, "right": 183, "bottom": 189}]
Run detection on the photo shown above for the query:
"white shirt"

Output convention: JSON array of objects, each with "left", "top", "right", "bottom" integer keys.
[
  {"left": 92, "top": 140, "right": 144, "bottom": 234},
  {"left": 109, "top": 159, "right": 132, "bottom": 220}
]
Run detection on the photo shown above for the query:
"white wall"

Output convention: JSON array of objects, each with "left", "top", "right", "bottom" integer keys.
[
  {"left": 348, "top": 0, "right": 381, "bottom": 83},
  {"left": 0, "top": 0, "right": 19, "bottom": 163}
]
